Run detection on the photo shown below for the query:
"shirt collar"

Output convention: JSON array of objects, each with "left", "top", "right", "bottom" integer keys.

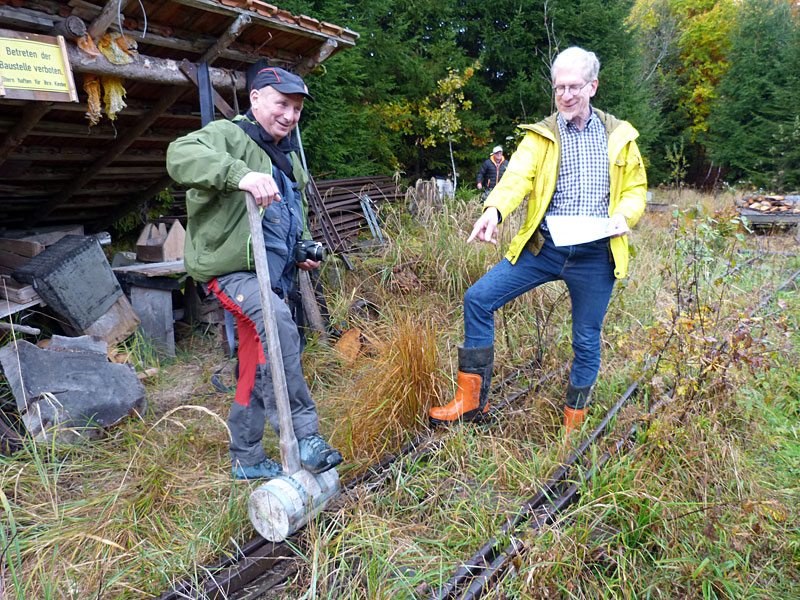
[{"left": 558, "top": 106, "right": 595, "bottom": 131}]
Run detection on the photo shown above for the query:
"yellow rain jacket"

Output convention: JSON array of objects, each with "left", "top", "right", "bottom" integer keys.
[{"left": 484, "top": 108, "right": 647, "bottom": 279}]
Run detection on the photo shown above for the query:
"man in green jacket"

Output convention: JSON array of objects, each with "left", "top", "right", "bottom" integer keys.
[
  {"left": 167, "top": 67, "right": 342, "bottom": 480},
  {"left": 429, "top": 46, "right": 647, "bottom": 434}
]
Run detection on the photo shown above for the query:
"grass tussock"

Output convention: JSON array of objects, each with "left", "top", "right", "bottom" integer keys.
[{"left": 336, "top": 312, "right": 446, "bottom": 466}]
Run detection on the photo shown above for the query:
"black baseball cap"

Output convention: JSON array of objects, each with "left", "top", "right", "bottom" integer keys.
[{"left": 249, "top": 66, "right": 314, "bottom": 100}]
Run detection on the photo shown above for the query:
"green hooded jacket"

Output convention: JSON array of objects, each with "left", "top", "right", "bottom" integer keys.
[{"left": 166, "top": 117, "right": 311, "bottom": 283}]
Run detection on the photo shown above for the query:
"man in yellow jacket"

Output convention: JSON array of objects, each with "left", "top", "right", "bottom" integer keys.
[{"left": 429, "top": 46, "right": 647, "bottom": 434}]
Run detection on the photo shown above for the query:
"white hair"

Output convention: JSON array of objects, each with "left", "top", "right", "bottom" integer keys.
[{"left": 551, "top": 47, "right": 600, "bottom": 83}]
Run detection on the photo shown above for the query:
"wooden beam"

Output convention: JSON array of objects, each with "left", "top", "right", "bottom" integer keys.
[
  {"left": 199, "top": 12, "right": 251, "bottom": 62},
  {"left": 65, "top": 44, "right": 247, "bottom": 91},
  {"left": 10, "top": 146, "right": 167, "bottom": 163},
  {"left": 87, "top": 0, "right": 126, "bottom": 40},
  {"left": 0, "top": 97, "right": 204, "bottom": 122},
  {"left": 0, "top": 4, "right": 302, "bottom": 66},
  {"left": 3, "top": 166, "right": 169, "bottom": 181},
  {"left": 0, "top": 117, "right": 183, "bottom": 141},
  {"left": 0, "top": 103, "right": 52, "bottom": 169},
  {"left": 0, "top": 5, "right": 56, "bottom": 29},
  {"left": 296, "top": 38, "right": 338, "bottom": 76}
]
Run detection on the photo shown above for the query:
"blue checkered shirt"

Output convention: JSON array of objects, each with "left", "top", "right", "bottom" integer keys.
[{"left": 542, "top": 109, "right": 610, "bottom": 229}]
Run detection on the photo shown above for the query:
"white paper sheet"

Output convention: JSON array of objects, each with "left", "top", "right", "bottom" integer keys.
[{"left": 545, "top": 215, "right": 611, "bottom": 246}]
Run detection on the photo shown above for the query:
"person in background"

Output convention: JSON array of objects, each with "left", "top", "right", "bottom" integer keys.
[
  {"left": 429, "top": 46, "right": 647, "bottom": 435},
  {"left": 476, "top": 145, "right": 508, "bottom": 197},
  {"left": 166, "top": 67, "right": 342, "bottom": 480}
]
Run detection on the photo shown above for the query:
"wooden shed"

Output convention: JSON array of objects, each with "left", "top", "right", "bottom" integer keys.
[{"left": 0, "top": 0, "right": 359, "bottom": 232}]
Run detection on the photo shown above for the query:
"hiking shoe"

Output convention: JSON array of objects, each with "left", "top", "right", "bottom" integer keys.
[
  {"left": 232, "top": 458, "right": 283, "bottom": 481},
  {"left": 298, "top": 433, "right": 343, "bottom": 474}
]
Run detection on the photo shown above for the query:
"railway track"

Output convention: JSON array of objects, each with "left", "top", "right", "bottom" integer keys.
[
  {"left": 427, "top": 264, "right": 800, "bottom": 599},
  {"left": 150, "top": 259, "right": 799, "bottom": 599},
  {"left": 155, "top": 364, "right": 646, "bottom": 600}
]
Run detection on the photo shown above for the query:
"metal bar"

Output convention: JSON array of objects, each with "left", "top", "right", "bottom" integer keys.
[
  {"left": 181, "top": 60, "right": 235, "bottom": 121},
  {"left": 434, "top": 381, "right": 640, "bottom": 599}
]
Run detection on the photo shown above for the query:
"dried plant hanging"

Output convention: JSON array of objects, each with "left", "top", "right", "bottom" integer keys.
[
  {"left": 97, "top": 32, "right": 138, "bottom": 65},
  {"left": 102, "top": 76, "right": 127, "bottom": 121},
  {"left": 83, "top": 74, "right": 102, "bottom": 126}
]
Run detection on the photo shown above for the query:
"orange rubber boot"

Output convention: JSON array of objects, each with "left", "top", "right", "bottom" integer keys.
[
  {"left": 429, "top": 371, "right": 489, "bottom": 425},
  {"left": 563, "top": 407, "right": 587, "bottom": 435}
]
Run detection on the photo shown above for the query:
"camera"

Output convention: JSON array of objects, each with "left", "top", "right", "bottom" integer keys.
[{"left": 293, "top": 239, "right": 328, "bottom": 263}]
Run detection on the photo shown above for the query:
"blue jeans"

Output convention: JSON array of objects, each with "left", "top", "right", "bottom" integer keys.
[{"left": 463, "top": 231, "right": 616, "bottom": 388}]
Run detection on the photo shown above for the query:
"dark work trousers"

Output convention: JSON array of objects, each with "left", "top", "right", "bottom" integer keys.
[{"left": 209, "top": 271, "right": 319, "bottom": 467}]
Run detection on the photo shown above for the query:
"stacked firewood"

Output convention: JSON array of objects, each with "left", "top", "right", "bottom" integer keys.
[{"left": 743, "top": 195, "right": 800, "bottom": 213}]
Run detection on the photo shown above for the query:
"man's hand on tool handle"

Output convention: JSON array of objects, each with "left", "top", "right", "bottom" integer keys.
[
  {"left": 297, "top": 260, "right": 319, "bottom": 271},
  {"left": 239, "top": 172, "right": 281, "bottom": 207},
  {"left": 467, "top": 207, "right": 501, "bottom": 245}
]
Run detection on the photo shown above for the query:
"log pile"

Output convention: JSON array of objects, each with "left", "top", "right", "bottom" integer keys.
[
  {"left": 307, "top": 175, "right": 402, "bottom": 244},
  {"left": 742, "top": 195, "right": 800, "bottom": 214}
]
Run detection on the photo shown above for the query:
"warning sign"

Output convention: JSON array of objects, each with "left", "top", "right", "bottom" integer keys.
[{"left": 0, "top": 29, "right": 77, "bottom": 102}]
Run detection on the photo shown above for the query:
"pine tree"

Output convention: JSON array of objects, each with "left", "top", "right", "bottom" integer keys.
[{"left": 706, "top": 0, "right": 800, "bottom": 190}]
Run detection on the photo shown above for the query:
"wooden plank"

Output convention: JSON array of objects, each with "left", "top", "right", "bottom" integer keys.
[
  {"left": 0, "top": 238, "right": 44, "bottom": 258},
  {"left": 298, "top": 270, "right": 328, "bottom": 344},
  {"left": 0, "top": 117, "right": 181, "bottom": 141},
  {"left": 0, "top": 275, "right": 39, "bottom": 304},
  {"left": 0, "top": 250, "right": 30, "bottom": 271},
  {"left": 0, "top": 225, "right": 83, "bottom": 246},
  {"left": 0, "top": 101, "right": 52, "bottom": 168},
  {"left": 0, "top": 297, "right": 41, "bottom": 319},
  {"left": 737, "top": 209, "right": 800, "bottom": 225},
  {"left": 112, "top": 260, "right": 185, "bottom": 277}
]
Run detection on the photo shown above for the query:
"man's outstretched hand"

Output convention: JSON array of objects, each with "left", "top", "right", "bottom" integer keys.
[
  {"left": 467, "top": 207, "right": 501, "bottom": 245},
  {"left": 606, "top": 213, "right": 630, "bottom": 238}
]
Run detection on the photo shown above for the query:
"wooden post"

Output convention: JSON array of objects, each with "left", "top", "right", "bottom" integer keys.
[
  {"left": 130, "top": 287, "right": 175, "bottom": 357},
  {"left": 88, "top": 0, "right": 128, "bottom": 40},
  {"left": 245, "top": 193, "right": 302, "bottom": 475},
  {"left": 298, "top": 270, "right": 328, "bottom": 345},
  {"left": 296, "top": 38, "right": 338, "bottom": 76}
]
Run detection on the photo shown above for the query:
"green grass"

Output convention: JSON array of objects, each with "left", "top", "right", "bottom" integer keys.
[{"left": 1, "top": 188, "right": 799, "bottom": 598}]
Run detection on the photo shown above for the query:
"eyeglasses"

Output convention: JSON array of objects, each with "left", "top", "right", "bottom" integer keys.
[{"left": 552, "top": 81, "right": 592, "bottom": 96}]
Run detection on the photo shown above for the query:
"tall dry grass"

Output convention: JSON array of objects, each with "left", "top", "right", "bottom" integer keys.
[
  {"left": 2, "top": 185, "right": 799, "bottom": 598},
  {"left": 335, "top": 313, "right": 446, "bottom": 465}
]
